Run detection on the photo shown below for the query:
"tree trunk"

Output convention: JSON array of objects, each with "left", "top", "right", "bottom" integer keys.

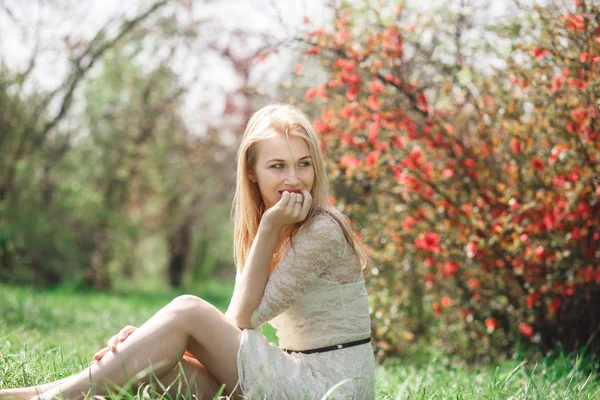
[{"left": 168, "top": 219, "right": 192, "bottom": 288}]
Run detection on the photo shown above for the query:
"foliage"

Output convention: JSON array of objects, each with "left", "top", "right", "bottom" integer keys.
[
  {"left": 0, "top": 1, "right": 253, "bottom": 289},
  {"left": 297, "top": 0, "right": 600, "bottom": 360}
]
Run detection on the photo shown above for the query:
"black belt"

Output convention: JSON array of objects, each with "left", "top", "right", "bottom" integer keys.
[{"left": 283, "top": 337, "right": 371, "bottom": 355}]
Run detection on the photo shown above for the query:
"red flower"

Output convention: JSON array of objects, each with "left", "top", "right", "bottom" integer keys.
[
  {"left": 345, "top": 86, "right": 359, "bottom": 101},
  {"left": 562, "top": 14, "right": 584, "bottom": 31},
  {"left": 340, "top": 155, "right": 359, "bottom": 169},
  {"left": 304, "top": 88, "right": 317, "bottom": 101},
  {"left": 441, "top": 296, "right": 451, "bottom": 307},
  {"left": 442, "top": 261, "right": 460, "bottom": 276},
  {"left": 415, "top": 232, "right": 441, "bottom": 252},
  {"left": 365, "top": 151, "right": 380, "bottom": 166},
  {"left": 402, "top": 217, "right": 416, "bottom": 231},
  {"left": 467, "top": 278, "right": 481, "bottom": 289},
  {"left": 368, "top": 95, "right": 380, "bottom": 110},
  {"left": 510, "top": 138, "right": 521, "bottom": 154},
  {"left": 519, "top": 322, "right": 533, "bottom": 339},
  {"left": 527, "top": 293, "right": 540, "bottom": 308},
  {"left": 485, "top": 318, "right": 501, "bottom": 331},
  {"left": 466, "top": 241, "right": 478, "bottom": 258},
  {"left": 551, "top": 73, "right": 566, "bottom": 92},
  {"left": 369, "top": 80, "right": 384, "bottom": 93},
  {"left": 532, "top": 48, "right": 550, "bottom": 57},
  {"left": 531, "top": 157, "right": 546, "bottom": 171},
  {"left": 548, "top": 297, "right": 562, "bottom": 313}
]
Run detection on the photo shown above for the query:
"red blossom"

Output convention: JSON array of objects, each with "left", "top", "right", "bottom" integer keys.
[
  {"left": 485, "top": 318, "right": 501, "bottom": 331},
  {"left": 467, "top": 278, "right": 481, "bottom": 289},
  {"left": 548, "top": 297, "right": 562, "bottom": 313},
  {"left": 441, "top": 296, "right": 451, "bottom": 307},
  {"left": 369, "top": 80, "right": 385, "bottom": 93},
  {"left": 442, "top": 261, "right": 460, "bottom": 276},
  {"left": 527, "top": 293, "right": 540, "bottom": 308},
  {"left": 402, "top": 216, "right": 416, "bottom": 231},
  {"left": 368, "top": 95, "right": 381, "bottom": 110},
  {"left": 533, "top": 48, "right": 550, "bottom": 57},
  {"left": 561, "top": 14, "right": 584, "bottom": 31},
  {"left": 466, "top": 241, "right": 478, "bottom": 258},
  {"left": 305, "top": 46, "right": 321, "bottom": 55},
  {"left": 531, "top": 157, "right": 546, "bottom": 171},
  {"left": 519, "top": 322, "right": 534, "bottom": 338},
  {"left": 340, "top": 155, "right": 359, "bottom": 169},
  {"left": 415, "top": 232, "right": 441, "bottom": 252},
  {"left": 305, "top": 88, "right": 317, "bottom": 101},
  {"left": 346, "top": 86, "right": 359, "bottom": 101},
  {"left": 365, "top": 150, "right": 380, "bottom": 166},
  {"left": 510, "top": 138, "right": 521, "bottom": 154}
]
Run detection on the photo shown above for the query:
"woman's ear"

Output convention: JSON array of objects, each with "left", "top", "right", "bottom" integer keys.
[{"left": 248, "top": 172, "right": 257, "bottom": 183}]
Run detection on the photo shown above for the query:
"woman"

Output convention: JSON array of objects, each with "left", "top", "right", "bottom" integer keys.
[{"left": 0, "top": 103, "right": 375, "bottom": 399}]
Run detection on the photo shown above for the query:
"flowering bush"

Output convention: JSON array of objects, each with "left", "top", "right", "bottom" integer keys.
[{"left": 298, "top": 1, "right": 600, "bottom": 360}]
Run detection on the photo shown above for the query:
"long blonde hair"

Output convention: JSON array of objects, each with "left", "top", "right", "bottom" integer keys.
[{"left": 232, "top": 103, "right": 370, "bottom": 274}]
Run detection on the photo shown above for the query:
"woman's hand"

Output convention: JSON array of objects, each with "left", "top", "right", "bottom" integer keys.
[
  {"left": 262, "top": 189, "right": 312, "bottom": 231},
  {"left": 92, "top": 325, "right": 137, "bottom": 362}
]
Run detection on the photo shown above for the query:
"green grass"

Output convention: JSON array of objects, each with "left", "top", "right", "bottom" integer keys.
[{"left": 0, "top": 283, "right": 599, "bottom": 399}]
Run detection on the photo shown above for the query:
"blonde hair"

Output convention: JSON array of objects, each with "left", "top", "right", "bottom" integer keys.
[{"left": 232, "top": 103, "right": 370, "bottom": 274}]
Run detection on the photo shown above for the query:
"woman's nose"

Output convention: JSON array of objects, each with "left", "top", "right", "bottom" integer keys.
[{"left": 284, "top": 169, "right": 300, "bottom": 184}]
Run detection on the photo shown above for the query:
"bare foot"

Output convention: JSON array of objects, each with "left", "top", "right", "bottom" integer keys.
[{"left": 0, "top": 388, "right": 39, "bottom": 399}]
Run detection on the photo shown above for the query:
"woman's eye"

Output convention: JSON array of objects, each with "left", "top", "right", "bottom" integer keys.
[
  {"left": 300, "top": 161, "right": 311, "bottom": 167},
  {"left": 271, "top": 164, "right": 284, "bottom": 169}
]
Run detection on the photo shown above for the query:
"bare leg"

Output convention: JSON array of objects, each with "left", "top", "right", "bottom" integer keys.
[
  {"left": 156, "top": 355, "right": 223, "bottom": 399},
  {"left": 0, "top": 376, "right": 73, "bottom": 399},
  {"left": 0, "top": 354, "right": 222, "bottom": 400},
  {"left": 22, "top": 295, "right": 242, "bottom": 400}
]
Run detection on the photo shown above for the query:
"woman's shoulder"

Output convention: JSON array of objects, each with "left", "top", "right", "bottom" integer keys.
[{"left": 298, "top": 210, "right": 345, "bottom": 242}]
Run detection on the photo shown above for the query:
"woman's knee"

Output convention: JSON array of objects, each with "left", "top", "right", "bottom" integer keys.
[{"left": 168, "top": 295, "right": 210, "bottom": 321}]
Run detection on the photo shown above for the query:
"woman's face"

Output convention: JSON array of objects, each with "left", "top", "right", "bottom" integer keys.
[{"left": 251, "top": 134, "right": 315, "bottom": 209}]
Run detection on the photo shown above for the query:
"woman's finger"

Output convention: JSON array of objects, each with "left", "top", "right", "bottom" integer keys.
[
  {"left": 293, "top": 193, "right": 303, "bottom": 212},
  {"left": 93, "top": 347, "right": 110, "bottom": 361},
  {"left": 107, "top": 335, "right": 118, "bottom": 350},
  {"left": 301, "top": 190, "right": 312, "bottom": 216},
  {"left": 118, "top": 325, "right": 137, "bottom": 341}
]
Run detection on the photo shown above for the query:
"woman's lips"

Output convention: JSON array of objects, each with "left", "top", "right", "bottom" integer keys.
[{"left": 279, "top": 189, "right": 302, "bottom": 194}]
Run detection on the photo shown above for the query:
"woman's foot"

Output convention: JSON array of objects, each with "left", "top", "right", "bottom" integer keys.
[{"left": 0, "top": 388, "right": 40, "bottom": 399}]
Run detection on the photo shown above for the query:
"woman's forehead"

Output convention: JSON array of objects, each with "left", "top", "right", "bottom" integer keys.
[{"left": 256, "top": 134, "right": 310, "bottom": 160}]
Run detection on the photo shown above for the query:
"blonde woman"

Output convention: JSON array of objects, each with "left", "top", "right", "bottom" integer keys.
[{"left": 0, "top": 104, "right": 375, "bottom": 399}]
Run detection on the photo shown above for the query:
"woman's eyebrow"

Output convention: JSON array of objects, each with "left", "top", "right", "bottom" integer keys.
[{"left": 266, "top": 155, "right": 312, "bottom": 163}]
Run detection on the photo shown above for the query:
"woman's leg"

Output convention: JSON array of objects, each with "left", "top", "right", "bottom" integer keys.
[
  {"left": 0, "top": 377, "right": 77, "bottom": 399},
  {"left": 26, "top": 295, "right": 242, "bottom": 400},
  {"left": 0, "top": 354, "right": 222, "bottom": 399},
  {"left": 156, "top": 355, "right": 223, "bottom": 399}
]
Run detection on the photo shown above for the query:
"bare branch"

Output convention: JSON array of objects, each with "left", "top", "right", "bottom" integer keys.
[{"left": 40, "top": 0, "right": 170, "bottom": 139}]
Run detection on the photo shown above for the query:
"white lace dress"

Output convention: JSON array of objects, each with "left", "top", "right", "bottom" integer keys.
[{"left": 228, "top": 214, "right": 376, "bottom": 399}]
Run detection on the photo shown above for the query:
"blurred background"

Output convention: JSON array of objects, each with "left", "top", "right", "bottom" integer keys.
[{"left": 1, "top": 0, "right": 598, "bottom": 363}]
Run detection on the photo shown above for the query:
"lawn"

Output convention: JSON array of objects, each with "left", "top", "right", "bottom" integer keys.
[{"left": 0, "top": 283, "right": 598, "bottom": 399}]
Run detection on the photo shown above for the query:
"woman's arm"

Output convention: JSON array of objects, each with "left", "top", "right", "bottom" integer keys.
[
  {"left": 226, "top": 190, "right": 312, "bottom": 329},
  {"left": 248, "top": 214, "right": 345, "bottom": 328},
  {"left": 226, "top": 219, "right": 280, "bottom": 329}
]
